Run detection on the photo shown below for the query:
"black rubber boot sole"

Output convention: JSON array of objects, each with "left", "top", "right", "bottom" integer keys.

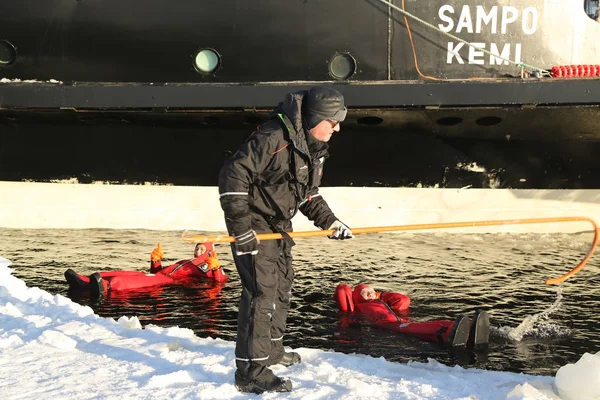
[
  {"left": 64, "top": 269, "right": 88, "bottom": 290},
  {"left": 469, "top": 310, "right": 490, "bottom": 347},
  {"left": 89, "top": 272, "right": 104, "bottom": 297},
  {"left": 235, "top": 378, "right": 292, "bottom": 394},
  {"left": 446, "top": 315, "right": 470, "bottom": 347},
  {"left": 234, "top": 371, "right": 292, "bottom": 394}
]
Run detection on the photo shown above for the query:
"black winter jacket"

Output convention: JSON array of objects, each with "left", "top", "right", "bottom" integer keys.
[{"left": 218, "top": 91, "right": 338, "bottom": 237}]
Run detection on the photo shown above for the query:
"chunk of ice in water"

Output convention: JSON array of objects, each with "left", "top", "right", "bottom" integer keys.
[{"left": 555, "top": 351, "right": 600, "bottom": 400}]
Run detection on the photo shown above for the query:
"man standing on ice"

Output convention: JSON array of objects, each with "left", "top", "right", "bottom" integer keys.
[{"left": 218, "top": 86, "right": 354, "bottom": 394}]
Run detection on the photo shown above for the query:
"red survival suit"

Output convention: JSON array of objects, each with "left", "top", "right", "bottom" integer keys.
[
  {"left": 334, "top": 283, "right": 457, "bottom": 344},
  {"left": 69, "top": 242, "right": 227, "bottom": 292}
]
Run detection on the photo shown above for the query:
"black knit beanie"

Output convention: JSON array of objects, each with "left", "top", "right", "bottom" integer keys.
[{"left": 303, "top": 86, "right": 347, "bottom": 130}]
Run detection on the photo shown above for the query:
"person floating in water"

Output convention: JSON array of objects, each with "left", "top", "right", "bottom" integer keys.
[
  {"left": 64, "top": 242, "right": 227, "bottom": 296},
  {"left": 334, "top": 283, "right": 490, "bottom": 347}
]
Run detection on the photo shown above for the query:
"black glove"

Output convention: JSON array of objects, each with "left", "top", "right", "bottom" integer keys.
[
  {"left": 328, "top": 220, "right": 354, "bottom": 240},
  {"left": 234, "top": 230, "right": 259, "bottom": 255}
]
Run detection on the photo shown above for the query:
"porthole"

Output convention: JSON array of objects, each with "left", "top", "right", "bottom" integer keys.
[
  {"left": 584, "top": 0, "right": 599, "bottom": 21},
  {"left": 357, "top": 116, "right": 384, "bottom": 126},
  {"left": 475, "top": 116, "right": 502, "bottom": 126},
  {"left": 436, "top": 117, "right": 463, "bottom": 126},
  {"left": 0, "top": 40, "right": 17, "bottom": 66},
  {"left": 194, "top": 48, "right": 220, "bottom": 74},
  {"left": 244, "top": 115, "right": 266, "bottom": 125},
  {"left": 329, "top": 53, "right": 356, "bottom": 80}
]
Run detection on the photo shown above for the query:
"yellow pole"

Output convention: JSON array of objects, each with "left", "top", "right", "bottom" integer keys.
[{"left": 181, "top": 216, "right": 599, "bottom": 285}]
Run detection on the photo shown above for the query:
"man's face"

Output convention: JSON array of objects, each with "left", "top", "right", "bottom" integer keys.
[
  {"left": 360, "top": 286, "right": 377, "bottom": 300},
  {"left": 194, "top": 243, "right": 207, "bottom": 257},
  {"left": 309, "top": 119, "right": 340, "bottom": 142}
]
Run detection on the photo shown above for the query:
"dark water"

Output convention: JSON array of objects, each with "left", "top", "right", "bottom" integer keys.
[{"left": 1, "top": 228, "right": 599, "bottom": 377}]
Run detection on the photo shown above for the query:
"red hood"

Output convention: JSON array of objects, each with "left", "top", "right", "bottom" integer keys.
[
  {"left": 204, "top": 242, "right": 215, "bottom": 253},
  {"left": 352, "top": 284, "right": 371, "bottom": 305}
]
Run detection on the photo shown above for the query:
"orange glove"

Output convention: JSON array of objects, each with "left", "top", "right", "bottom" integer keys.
[
  {"left": 206, "top": 249, "right": 221, "bottom": 270},
  {"left": 150, "top": 242, "right": 164, "bottom": 262}
]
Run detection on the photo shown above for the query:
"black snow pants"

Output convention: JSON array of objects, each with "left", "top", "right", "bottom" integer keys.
[{"left": 231, "top": 215, "right": 295, "bottom": 380}]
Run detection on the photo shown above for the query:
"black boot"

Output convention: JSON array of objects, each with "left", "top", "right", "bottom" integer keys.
[
  {"left": 234, "top": 368, "right": 292, "bottom": 394},
  {"left": 445, "top": 315, "right": 470, "bottom": 347},
  {"left": 469, "top": 310, "right": 490, "bottom": 347},
  {"left": 89, "top": 273, "right": 104, "bottom": 297},
  {"left": 64, "top": 269, "right": 88, "bottom": 290},
  {"left": 278, "top": 351, "right": 301, "bottom": 367}
]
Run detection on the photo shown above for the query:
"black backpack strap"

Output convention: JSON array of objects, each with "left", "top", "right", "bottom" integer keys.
[{"left": 265, "top": 215, "right": 296, "bottom": 247}]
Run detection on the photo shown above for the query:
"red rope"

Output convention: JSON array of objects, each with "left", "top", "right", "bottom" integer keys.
[{"left": 550, "top": 65, "right": 600, "bottom": 78}]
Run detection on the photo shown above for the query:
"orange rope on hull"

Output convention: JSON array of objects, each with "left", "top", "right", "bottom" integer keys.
[{"left": 182, "top": 217, "right": 599, "bottom": 285}]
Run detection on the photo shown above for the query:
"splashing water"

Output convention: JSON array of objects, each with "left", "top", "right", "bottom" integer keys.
[{"left": 497, "top": 287, "right": 571, "bottom": 341}]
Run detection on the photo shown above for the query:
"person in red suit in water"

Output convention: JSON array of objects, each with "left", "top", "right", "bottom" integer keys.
[
  {"left": 64, "top": 242, "right": 227, "bottom": 296},
  {"left": 334, "top": 283, "right": 490, "bottom": 347}
]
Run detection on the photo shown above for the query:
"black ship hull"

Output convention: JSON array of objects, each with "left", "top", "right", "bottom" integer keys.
[
  {"left": 2, "top": 0, "right": 599, "bottom": 82},
  {"left": 1, "top": 0, "right": 600, "bottom": 188}
]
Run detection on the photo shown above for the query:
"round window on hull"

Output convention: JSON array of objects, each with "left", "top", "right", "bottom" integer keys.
[
  {"left": 329, "top": 53, "right": 356, "bottom": 80},
  {"left": 0, "top": 40, "right": 17, "bottom": 66},
  {"left": 585, "top": 0, "right": 599, "bottom": 21},
  {"left": 436, "top": 117, "right": 463, "bottom": 126},
  {"left": 476, "top": 116, "right": 502, "bottom": 126},
  {"left": 194, "top": 48, "right": 220, "bottom": 75},
  {"left": 357, "top": 116, "right": 384, "bottom": 126}
]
